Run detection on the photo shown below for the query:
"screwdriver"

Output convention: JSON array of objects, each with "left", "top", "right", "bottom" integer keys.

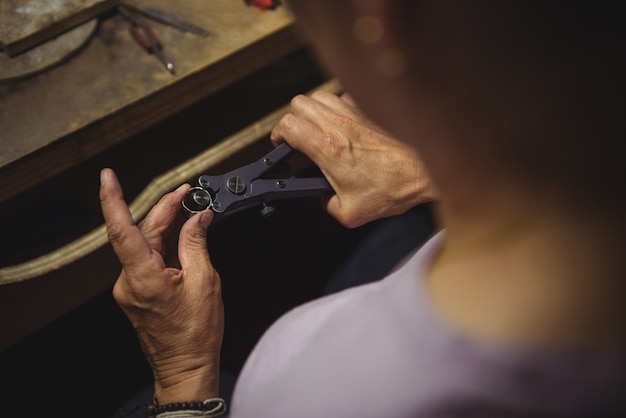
[{"left": 118, "top": 5, "right": 175, "bottom": 74}]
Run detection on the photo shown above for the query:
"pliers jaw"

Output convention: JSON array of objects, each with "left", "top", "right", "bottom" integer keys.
[{"left": 181, "top": 143, "right": 333, "bottom": 222}]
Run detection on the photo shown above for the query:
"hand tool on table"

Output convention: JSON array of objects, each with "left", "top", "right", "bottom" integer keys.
[
  {"left": 119, "top": 3, "right": 210, "bottom": 37},
  {"left": 182, "top": 142, "right": 334, "bottom": 222},
  {"left": 118, "top": 5, "right": 175, "bottom": 74}
]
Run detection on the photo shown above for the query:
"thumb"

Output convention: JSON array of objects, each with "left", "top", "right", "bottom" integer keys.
[{"left": 178, "top": 211, "right": 213, "bottom": 270}]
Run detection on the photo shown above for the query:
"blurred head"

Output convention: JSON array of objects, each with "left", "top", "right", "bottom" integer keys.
[{"left": 286, "top": 0, "right": 625, "bottom": 208}]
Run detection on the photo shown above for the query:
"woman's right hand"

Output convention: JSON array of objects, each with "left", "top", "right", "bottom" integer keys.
[
  {"left": 271, "top": 90, "right": 438, "bottom": 228},
  {"left": 100, "top": 168, "right": 223, "bottom": 404}
]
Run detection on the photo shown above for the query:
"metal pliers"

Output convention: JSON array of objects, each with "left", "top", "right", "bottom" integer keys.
[
  {"left": 182, "top": 143, "right": 333, "bottom": 222},
  {"left": 117, "top": 3, "right": 209, "bottom": 74},
  {"left": 118, "top": 5, "right": 175, "bottom": 74}
]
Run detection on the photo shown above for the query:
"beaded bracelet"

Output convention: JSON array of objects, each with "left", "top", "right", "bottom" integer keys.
[{"left": 145, "top": 398, "right": 226, "bottom": 418}]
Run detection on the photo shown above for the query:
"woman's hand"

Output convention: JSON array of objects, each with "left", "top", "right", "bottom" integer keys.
[
  {"left": 271, "top": 90, "right": 438, "bottom": 228},
  {"left": 99, "top": 168, "right": 223, "bottom": 404}
]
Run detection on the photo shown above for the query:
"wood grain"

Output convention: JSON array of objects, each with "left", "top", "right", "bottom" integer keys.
[{"left": 0, "top": 0, "right": 304, "bottom": 204}]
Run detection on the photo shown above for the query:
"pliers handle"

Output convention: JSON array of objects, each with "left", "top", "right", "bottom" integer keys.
[{"left": 182, "top": 143, "right": 333, "bottom": 222}]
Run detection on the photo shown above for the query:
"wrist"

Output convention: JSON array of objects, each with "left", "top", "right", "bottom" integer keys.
[
  {"left": 154, "top": 363, "right": 220, "bottom": 404},
  {"left": 145, "top": 398, "right": 226, "bottom": 418}
]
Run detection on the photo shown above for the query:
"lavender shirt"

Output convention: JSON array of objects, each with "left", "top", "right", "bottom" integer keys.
[{"left": 230, "top": 232, "right": 626, "bottom": 418}]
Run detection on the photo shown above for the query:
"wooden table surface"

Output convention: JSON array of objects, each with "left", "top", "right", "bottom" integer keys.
[{"left": 0, "top": 0, "right": 302, "bottom": 204}]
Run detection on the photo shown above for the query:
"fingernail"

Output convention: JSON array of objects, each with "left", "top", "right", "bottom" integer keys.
[
  {"left": 198, "top": 211, "right": 213, "bottom": 229},
  {"left": 100, "top": 168, "right": 111, "bottom": 185},
  {"left": 175, "top": 183, "right": 189, "bottom": 192}
]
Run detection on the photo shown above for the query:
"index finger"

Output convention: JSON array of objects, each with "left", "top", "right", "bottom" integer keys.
[
  {"left": 99, "top": 168, "right": 153, "bottom": 266},
  {"left": 270, "top": 94, "right": 331, "bottom": 154}
]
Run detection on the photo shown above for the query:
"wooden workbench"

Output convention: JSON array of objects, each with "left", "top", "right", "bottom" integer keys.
[
  {"left": 0, "top": 0, "right": 303, "bottom": 204},
  {"left": 0, "top": 0, "right": 340, "bottom": 352}
]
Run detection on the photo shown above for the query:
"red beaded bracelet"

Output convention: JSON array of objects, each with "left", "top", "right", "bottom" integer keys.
[{"left": 145, "top": 398, "right": 226, "bottom": 417}]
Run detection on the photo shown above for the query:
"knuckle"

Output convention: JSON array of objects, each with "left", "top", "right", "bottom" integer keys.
[
  {"left": 113, "top": 270, "right": 162, "bottom": 309},
  {"left": 273, "top": 113, "right": 302, "bottom": 142},
  {"left": 278, "top": 112, "right": 298, "bottom": 129},
  {"left": 138, "top": 217, "right": 153, "bottom": 235},
  {"left": 310, "top": 90, "right": 328, "bottom": 101},
  {"left": 186, "top": 229, "right": 208, "bottom": 248},
  {"left": 112, "top": 280, "right": 125, "bottom": 304},
  {"left": 334, "top": 204, "right": 362, "bottom": 229},
  {"left": 105, "top": 220, "right": 126, "bottom": 244},
  {"left": 112, "top": 278, "right": 139, "bottom": 310},
  {"left": 289, "top": 94, "right": 308, "bottom": 110},
  {"left": 340, "top": 215, "right": 360, "bottom": 229}
]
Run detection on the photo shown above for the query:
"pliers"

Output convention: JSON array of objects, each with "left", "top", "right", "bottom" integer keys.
[
  {"left": 182, "top": 143, "right": 333, "bottom": 222},
  {"left": 118, "top": 5, "right": 175, "bottom": 74}
]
